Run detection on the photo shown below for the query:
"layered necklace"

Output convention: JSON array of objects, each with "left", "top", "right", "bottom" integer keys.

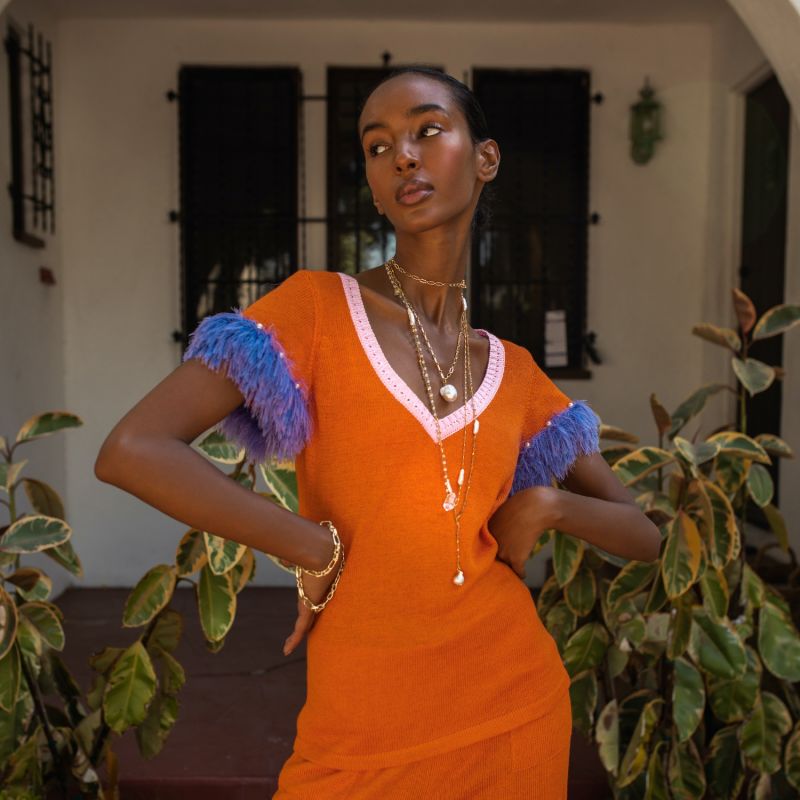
[{"left": 384, "top": 256, "right": 480, "bottom": 586}]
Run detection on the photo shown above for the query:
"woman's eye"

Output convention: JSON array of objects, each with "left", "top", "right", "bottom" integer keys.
[
  {"left": 369, "top": 142, "right": 388, "bottom": 157},
  {"left": 421, "top": 124, "right": 443, "bottom": 137}
]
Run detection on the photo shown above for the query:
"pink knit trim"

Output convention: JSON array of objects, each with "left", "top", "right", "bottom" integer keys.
[{"left": 339, "top": 272, "right": 505, "bottom": 443}]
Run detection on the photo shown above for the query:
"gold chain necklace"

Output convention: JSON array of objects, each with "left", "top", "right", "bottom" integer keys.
[
  {"left": 386, "top": 256, "right": 466, "bottom": 288},
  {"left": 386, "top": 256, "right": 465, "bottom": 401},
  {"left": 383, "top": 261, "right": 479, "bottom": 586}
]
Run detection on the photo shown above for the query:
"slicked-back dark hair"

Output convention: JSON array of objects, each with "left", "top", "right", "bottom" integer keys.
[{"left": 357, "top": 65, "right": 496, "bottom": 230}]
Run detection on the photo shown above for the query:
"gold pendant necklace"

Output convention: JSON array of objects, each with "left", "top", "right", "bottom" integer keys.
[
  {"left": 386, "top": 257, "right": 467, "bottom": 403},
  {"left": 383, "top": 260, "right": 479, "bottom": 586}
]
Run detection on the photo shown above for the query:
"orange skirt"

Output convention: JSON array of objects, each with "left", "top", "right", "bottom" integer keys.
[{"left": 272, "top": 687, "right": 572, "bottom": 799}]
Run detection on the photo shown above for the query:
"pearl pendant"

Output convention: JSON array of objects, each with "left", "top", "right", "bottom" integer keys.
[
  {"left": 453, "top": 570, "right": 465, "bottom": 586},
  {"left": 440, "top": 384, "right": 458, "bottom": 402},
  {"left": 442, "top": 491, "right": 456, "bottom": 512}
]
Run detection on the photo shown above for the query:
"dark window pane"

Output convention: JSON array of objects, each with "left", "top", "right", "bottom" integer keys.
[
  {"left": 472, "top": 68, "right": 590, "bottom": 371},
  {"left": 179, "top": 66, "right": 300, "bottom": 334}
]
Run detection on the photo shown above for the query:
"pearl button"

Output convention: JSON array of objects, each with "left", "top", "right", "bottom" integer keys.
[
  {"left": 294, "top": 382, "right": 300, "bottom": 388},
  {"left": 255, "top": 322, "right": 264, "bottom": 329},
  {"left": 546, "top": 420, "right": 552, "bottom": 426},
  {"left": 568, "top": 401, "right": 574, "bottom": 407},
  {"left": 279, "top": 352, "right": 284, "bottom": 358},
  {"left": 525, "top": 441, "right": 531, "bottom": 448}
]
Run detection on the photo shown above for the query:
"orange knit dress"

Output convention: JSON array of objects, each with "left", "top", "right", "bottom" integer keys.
[{"left": 182, "top": 267, "right": 602, "bottom": 799}]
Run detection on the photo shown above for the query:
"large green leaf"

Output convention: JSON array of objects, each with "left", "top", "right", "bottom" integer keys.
[
  {"left": 667, "top": 737, "right": 706, "bottom": 800},
  {"left": 607, "top": 561, "right": 658, "bottom": 610},
  {"left": 18, "top": 603, "right": 64, "bottom": 651},
  {"left": 612, "top": 447, "right": 675, "bottom": 487},
  {"left": 259, "top": 463, "right": 299, "bottom": 512},
  {"left": 175, "top": 529, "right": 207, "bottom": 576},
  {"left": 564, "top": 565, "right": 596, "bottom": 617},
  {"left": 703, "top": 482, "right": 738, "bottom": 568},
  {"left": 691, "top": 323, "right": 741, "bottom": 352},
  {"left": 15, "top": 412, "right": 82, "bottom": 444},
  {"left": 758, "top": 600, "right": 800, "bottom": 681},
  {"left": 644, "top": 739, "right": 670, "bottom": 800},
  {"left": 0, "top": 646, "right": 21, "bottom": 713},
  {"left": 747, "top": 463, "right": 774, "bottom": 507},
  {"left": 203, "top": 531, "right": 247, "bottom": 576},
  {"left": 674, "top": 437, "right": 720, "bottom": 467},
  {"left": 754, "top": 433, "right": 794, "bottom": 459},
  {"left": 197, "top": 430, "right": 243, "bottom": 464},
  {"left": 148, "top": 609, "right": 183, "bottom": 656},
  {"left": 668, "top": 384, "right": 728, "bottom": 439},
  {"left": 700, "top": 565, "right": 729, "bottom": 620},
  {"left": 688, "top": 607, "right": 746, "bottom": 679},
  {"left": 553, "top": 531, "right": 583, "bottom": 587},
  {"left": 43, "top": 539, "right": 83, "bottom": 577},
  {"left": 568, "top": 669, "right": 597, "bottom": 738},
  {"left": 231, "top": 548, "right": 256, "bottom": 593},
  {"left": 785, "top": 721, "right": 800, "bottom": 793},
  {"left": 708, "top": 431, "right": 771, "bottom": 464},
  {"left": 544, "top": 601, "right": 577, "bottom": 652},
  {"left": 752, "top": 303, "right": 800, "bottom": 341},
  {"left": 596, "top": 698, "right": 619, "bottom": 776},
  {"left": 661, "top": 512, "right": 702, "bottom": 599},
  {"left": 738, "top": 691, "right": 792, "bottom": 774},
  {"left": 732, "top": 357, "right": 775, "bottom": 395},
  {"left": 5, "top": 568, "right": 52, "bottom": 602},
  {"left": 705, "top": 725, "right": 745, "bottom": 799},
  {"left": 0, "top": 515, "right": 71, "bottom": 554},
  {"left": 196, "top": 565, "right": 236, "bottom": 643},
  {"left": 103, "top": 641, "right": 157, "bottom": 734},
  {"left": 122, "top": 565, "right": 176, "bottom": 628},
  {"left": 21, "top": 477, "right": 65, "bottom": 518},
  {"left": 0, "top": 586, "right": 20, "bottom": 662},
  {"left": 667, "top": 597, "right": 693, "bottom": 660},
  {"left": 563, "top": 622, "right": 610, "bottom": 678},
  {"left": 135, "top": 691, "right": 179, "bottom": 759},
  {"left": 618, "top": 697, "right": 663, "bottom": 787},
  {"left": 672, "top": 657, "right": 705, "bottom": 742},
  {"left": 762, "top": 503, "right": 789, "bottom": 551}
]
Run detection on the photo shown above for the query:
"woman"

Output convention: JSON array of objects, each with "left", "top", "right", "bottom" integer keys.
[{"left": 95, "top": 66, "right": 661, "bottom": 799}]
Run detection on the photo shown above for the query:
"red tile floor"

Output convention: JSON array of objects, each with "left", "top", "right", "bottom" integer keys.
[{"left": 56, "top": 587, "right": 611, "bottom": 799}]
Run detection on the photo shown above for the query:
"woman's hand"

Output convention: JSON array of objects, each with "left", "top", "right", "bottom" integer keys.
[
  {"left": 488, "top": 486, "right": 560, "bottom": 580},
  {"left": 280, "top": 543, "right": 344, "bottom": 656}
]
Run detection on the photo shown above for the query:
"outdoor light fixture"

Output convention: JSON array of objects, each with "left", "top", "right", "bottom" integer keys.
[{"left": 629, "top": 77, "right": 663, "bottom": 164}]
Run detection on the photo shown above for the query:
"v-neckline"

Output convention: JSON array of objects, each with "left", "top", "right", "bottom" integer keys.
[{"left": 338, "top": 271, "right": 505, "bottom": 443}]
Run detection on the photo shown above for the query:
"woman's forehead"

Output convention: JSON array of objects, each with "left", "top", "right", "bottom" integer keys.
[{"left": 359, "top": 75, "right": 454, "bottom": 126}]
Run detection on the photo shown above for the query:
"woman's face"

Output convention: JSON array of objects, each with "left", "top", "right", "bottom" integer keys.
[{"left": 358, "top": 74, "right": 498, "bottom": 235}]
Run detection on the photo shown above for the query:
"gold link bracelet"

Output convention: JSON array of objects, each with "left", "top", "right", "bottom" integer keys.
[{"left": 295, "top": 520, "right": 346, "bottom": 613}]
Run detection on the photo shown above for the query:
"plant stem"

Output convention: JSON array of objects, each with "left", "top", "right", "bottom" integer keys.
[{"left": 15, "top": 641, "right": 69, "bottom": 799}]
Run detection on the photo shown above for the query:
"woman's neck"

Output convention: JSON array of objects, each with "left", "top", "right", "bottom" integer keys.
[{"left": 391, "top": 238, "right": 469, "bottom": 331}]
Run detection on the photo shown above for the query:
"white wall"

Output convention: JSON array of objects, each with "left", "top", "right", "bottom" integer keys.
[
  {"left": 0, "top": 0, "right": 71, "bottom": 597},
  {"left": 52, "top": 14, "right": 794, "bottom": 588}
]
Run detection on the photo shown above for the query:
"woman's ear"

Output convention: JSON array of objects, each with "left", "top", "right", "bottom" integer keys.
[
  {"left": 373, "top": 197, "right": 385, "bottom": 215},
  {"left": 477, "top": 139, "right": 500, "bottom": 183}
]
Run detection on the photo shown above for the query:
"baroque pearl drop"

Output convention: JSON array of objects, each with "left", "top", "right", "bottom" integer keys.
[
  {"left": 407, "top": 307, "right": 415, "bottom": 326},
  {"left": 440, "top": 384, "right": 458, "bottom": 402},
  {"left": 473, "top": 418, "right": 480, "bottom": 434},
  {"left": 453, "top": 570, "right": 465, "bottom": 586},
  {"left": 457, "top": 468, "right": 464, "bottom": 486}
]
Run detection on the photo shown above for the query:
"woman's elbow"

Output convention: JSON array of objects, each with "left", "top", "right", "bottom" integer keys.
[{"left": 94, "top": 432, "right": 132, "bottom": 485}]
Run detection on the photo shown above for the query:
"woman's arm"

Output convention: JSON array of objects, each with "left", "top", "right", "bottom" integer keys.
[
  {"left": 94, "top": 358, "right": 335, "bottom": 572},
  {"left": 489, "top": 452, "right": 661, "bottom": 578}
]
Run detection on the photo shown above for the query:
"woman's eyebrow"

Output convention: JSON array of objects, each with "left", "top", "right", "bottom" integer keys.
[{"left": 360, "top": 103, "right": 449, "bottom": 141}]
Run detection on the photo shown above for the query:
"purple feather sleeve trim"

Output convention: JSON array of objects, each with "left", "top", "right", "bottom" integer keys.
[
  {"left": 510, "top": 400, "right": 601, "bottom": 495},
  {"left": 182, "top": 310, "right": 312, "bottom": 464}
]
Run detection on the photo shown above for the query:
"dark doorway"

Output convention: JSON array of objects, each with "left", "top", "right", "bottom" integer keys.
[{"left": 738, "top": 72, "right": 790, "bottom": 516}]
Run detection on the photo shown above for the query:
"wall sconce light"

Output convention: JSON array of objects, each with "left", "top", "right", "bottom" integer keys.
[{"left": 629, "top": 77, "right": 663, "bottom": 164}]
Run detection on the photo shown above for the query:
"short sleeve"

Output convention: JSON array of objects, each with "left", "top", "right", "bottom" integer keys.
[
  {"left": 510, "top": 350, "right": 601, "bottom": 495},
  {"left": 181, "top": 269, "right": 318, "bottom": 465}
]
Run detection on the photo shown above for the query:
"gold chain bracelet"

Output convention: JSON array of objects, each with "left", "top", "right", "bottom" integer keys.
[
  {"left": 295, "top": 520, "right": 346, "bottom": 613},
  {"left": 301, "top": 520, "right": 342, "bottom": 576}
]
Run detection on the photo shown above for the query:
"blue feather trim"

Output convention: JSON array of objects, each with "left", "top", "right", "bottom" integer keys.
[
  {"left": 511, "top": 400, "right": 600, "bottom": 494},
  {"left": 182, "top": 310, "right": 312, "bottom": 464}
]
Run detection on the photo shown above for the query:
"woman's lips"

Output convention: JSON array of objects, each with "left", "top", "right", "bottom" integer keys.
[{"left": 396, "top": 188, "right": 434, "bottom": 206}]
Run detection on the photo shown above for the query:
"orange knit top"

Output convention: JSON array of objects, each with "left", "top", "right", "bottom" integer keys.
[{"left": 182, "top": 267, "right": 601, "bottom": 770}]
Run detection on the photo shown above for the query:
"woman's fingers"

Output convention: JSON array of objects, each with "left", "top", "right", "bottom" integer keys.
[{"left": 283, "top": 597, "right": 317, "bottom": 655}]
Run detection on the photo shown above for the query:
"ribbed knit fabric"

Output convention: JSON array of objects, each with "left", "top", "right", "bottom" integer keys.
[
  {"left": 183, "top": 268, "right": 601, "bottom": 783},
  {"left": 274, "top": 683, "right": 572, "bottom": 799}
]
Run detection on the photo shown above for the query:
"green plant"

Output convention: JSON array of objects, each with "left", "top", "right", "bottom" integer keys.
[
  {"left": 534, "top": 290, "right": 800, "bottom": 798},
  {"left": 0, "top": 415, "right": 295, "bottom": 798}
]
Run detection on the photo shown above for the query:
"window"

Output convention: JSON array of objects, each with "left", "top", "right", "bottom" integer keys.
[
  {"left": 326, "top": 66, "right": 396, "bottom": 274},
  {"left": 471, "top": 68, "right": 591, "bottom": 376},
  {"left": 178, "top": 66, "right": 300, "bottom": 336}
]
